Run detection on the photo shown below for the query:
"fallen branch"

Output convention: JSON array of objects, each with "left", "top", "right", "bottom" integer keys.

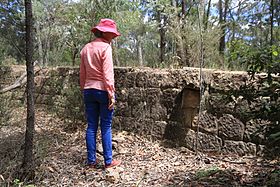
[{"left": 0, "top": 61, "right": 39, "bottom": 94}]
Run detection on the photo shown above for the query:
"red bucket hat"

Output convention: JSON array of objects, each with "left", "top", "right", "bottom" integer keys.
[{"left": 91, "top": 18, "right": 121, "bottom": 37}]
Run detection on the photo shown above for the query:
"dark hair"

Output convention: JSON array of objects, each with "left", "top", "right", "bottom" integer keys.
[{"left": 94, "top": 30, "right": 103, "bottom": 38}]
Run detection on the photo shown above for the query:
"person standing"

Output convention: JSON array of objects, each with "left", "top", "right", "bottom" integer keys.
[{"left": 80, "top": 18, "right": 121, "bottom": 169}]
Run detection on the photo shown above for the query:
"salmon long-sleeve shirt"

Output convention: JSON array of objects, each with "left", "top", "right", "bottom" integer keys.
[{"left": 79, "top": 38, "right": 115, "bottom": 98}]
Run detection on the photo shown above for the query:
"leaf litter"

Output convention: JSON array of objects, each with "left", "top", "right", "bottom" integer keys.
[{"left": 0, "top": 107, "right": 279, "bottom": 186}]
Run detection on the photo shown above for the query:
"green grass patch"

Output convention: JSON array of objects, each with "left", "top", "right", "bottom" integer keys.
[{"left": 195, "top": 166, "right": 221, "bottom": 179}]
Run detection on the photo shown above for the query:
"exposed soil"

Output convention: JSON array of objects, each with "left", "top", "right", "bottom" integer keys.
[{"left": 0, "top": 107, "right": 279, "bottom": 186}]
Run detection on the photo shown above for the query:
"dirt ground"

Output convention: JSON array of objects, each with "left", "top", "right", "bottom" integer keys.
[{"left": 0, "top": 107, "right": 279, "bottom": 187}]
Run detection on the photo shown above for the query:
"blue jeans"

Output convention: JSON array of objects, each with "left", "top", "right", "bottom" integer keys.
[{"left": 83, "top": 89, "right": 114, "bottom": 165}]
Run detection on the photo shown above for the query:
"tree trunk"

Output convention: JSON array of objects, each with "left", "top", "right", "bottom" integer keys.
[
  {"left": 36, "top": 23, "right": 43, "bottom": 65},
  {"left": 204, "top": 0, "right": 212, "bottom": 30},
  {"left": 219, "top": 0, "right": 228, "bottom": 55},
  {"left": 112, "top": 39, "right": 120, "bottom": 66},
  {"left": 172, "top": 0, "right": 189, "bottom": 66},
  {"left": 181, "top": 0, "right": 186, "bottom": 17},
  {"left": 270, "top": 0, "right": 274, "bottom": 64},
  {"left": 270, "top": 0, "right": 274, "bottom": 46},
  {"left": 21, "top": 0, "right": 35, "bottom": 181},
  {"left": 159, "top": 26, "right": 166, "bottom": 64},
  {"left": 158, "top": 10, "right": 166, "bottom": 64},
  {"left": 137, "top": 35, "right": 143, "bottom": 66},
  {"left": 44, "top": 36, "right": 50, "bottom": 65},
  {"left": 72, "top": 45, "right": 78, "bottom": 66}
]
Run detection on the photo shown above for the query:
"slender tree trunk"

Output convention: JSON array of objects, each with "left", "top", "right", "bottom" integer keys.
[
  {"left": 45, "top": 36, "right": 50, "bottom": 65},
  {"left": 270, "top": 0, "right": 274, "bottom": 65},
  {"left": 71, "top": 44, "right": 78, "bottom": 66},
  {"left": 173, "top": 0, "right": 188, "bottom": 66},
  {"left": 21, "top": 0, "right": 35, "bottom": 181},
  {"left": 219, "top": 0, "right": 228, "bottom": 55},
  {"left": 36, "top": 23, "right": 43, "bottom": 65},
  {"left": 112, "top": 39, "right": 120, "bottom": 66},
  {"left": 182, "top": 0, "right": 186, "bottom": 16},
  {"left": 137, "top": 35, "right": 143, "bottom": 66},
  {"left": 204, "top": 0, "right": 212, "bottom": 30},
  {"left": 159, "top": 26, "right": 166, "bottom": 64},
  {"left": 157, "top": 10, "right": 166, "bottom": 64},
  {"left": 270, "top": 0, "right": 274, "bottom": 46},
  {"left": 218, "top": 0, "right": 224, "bottom": 54}
]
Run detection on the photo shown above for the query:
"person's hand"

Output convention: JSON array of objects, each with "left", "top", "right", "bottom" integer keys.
[{"left": 108, "top": 96, "right": 115, "bottom": 110}]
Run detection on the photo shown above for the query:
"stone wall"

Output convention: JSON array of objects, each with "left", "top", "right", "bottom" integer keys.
[{"left": 1, "top": 65, "right": 277, "bottom": 156}]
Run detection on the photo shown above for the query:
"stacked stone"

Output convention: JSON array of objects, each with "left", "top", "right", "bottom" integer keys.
[{"left": 1, "top": 66, "right": 275, "bottom": 156}]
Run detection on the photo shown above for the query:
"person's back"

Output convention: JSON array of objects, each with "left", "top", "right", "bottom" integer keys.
[
  {"left": 80, "top": 38, "right": 113, "bottom": 92},
  {"left": 80, "top": 18, "right": 121, "bottom": 169}
]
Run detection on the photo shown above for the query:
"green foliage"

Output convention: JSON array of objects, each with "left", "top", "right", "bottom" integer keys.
[
  {"left": 49, "top": 76, "right": 85, "bottom": 131},
  {"left": 59, "top": 84, "right": 85, "bottom": 126},
  {"left": 0, "top": 0, "right": 279, "bottom": 69},
  {"left": 13, "top": 178, "right": 35, "bottom": 187},
  {"left": 0, "top": 0, "right": 25, "bottom": 63},
  {"left": 266, "top": 169, "right": 280, "bottom": 186},
  {"left": 244, "top": 43, "right": 280, "bottom": 154},
  {"left": 226, "top": 36, "right": 280, "bottom": 155},
  {"left": 196, "top": 166, "right": 220, "bottom": 179},
  {"left": 0, "top": 94, "right": 13, "bottom": 126}
]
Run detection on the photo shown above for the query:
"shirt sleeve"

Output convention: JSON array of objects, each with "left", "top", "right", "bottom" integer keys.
[
  {"left": 102, "top": 45, "right": 115, "bottom": 98},
  {"left": 79, "top": 50, "right": 86, "bottom": 90}
]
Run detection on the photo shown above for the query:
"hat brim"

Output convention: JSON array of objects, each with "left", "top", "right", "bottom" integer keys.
[{"left": 91, "top": 26, "right": 121, "bottom": 37}]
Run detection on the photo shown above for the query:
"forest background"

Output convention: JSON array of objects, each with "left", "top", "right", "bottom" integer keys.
[
  {"left": 0, "top": 0, "right": 279, "bottom": 183},
  {"left": 0, "top": 0, "right": 279, "bottom": 71}
]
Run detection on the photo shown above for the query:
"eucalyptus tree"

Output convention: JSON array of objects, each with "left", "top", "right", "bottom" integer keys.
[
  {"left": 0, "top": 0, "right": 25, "bottom": 63},
  {"left": 225, "top": 0, "right": 279, "bottom": 70},
  {"left": 21, "top": 0, "right": 35, "bottom": 181},
  {"left": 33, "top": 0, "right": 72, "bottom": 65}
]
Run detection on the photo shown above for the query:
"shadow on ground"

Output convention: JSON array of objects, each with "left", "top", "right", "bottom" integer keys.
[{"left": 167, "top": 161, "right": 280, "bottom": 186}]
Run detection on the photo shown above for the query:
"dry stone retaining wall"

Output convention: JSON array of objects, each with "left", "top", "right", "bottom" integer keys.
[{"left": 0, "top": 65, "right": 276, "bottom": 156}]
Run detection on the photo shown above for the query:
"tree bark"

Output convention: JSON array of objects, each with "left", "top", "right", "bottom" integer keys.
[
  {"left": 21, "top": 0, "right": 35, "bottom": 181},
  {"left": 181, "top": 0, "right": 186, "bottom": 16},
  {"left": 270, "top": 0, "right": 274, "bottom": 46},
  {"left": 270, "top": 0, "right": 274, "bottom": 64},
  {"left": 36, "top": 23, "right": 44, "bottom": 65},
  {"left": 72, "top": 44, "right": 78, "bottom": 66},
  {"left": 112, "top": 39, "right": 120, "bottom": 67},
  {"left": 137, "top": 35, "right": 143, "bottom": 66},
  {"left": 219, "top": 0, "right": 228, "bottom": 55},
  {"left": 157, "top": 10, "right": 166, "bottom": 64},
  {"left": 204, "top": 0, "right": 212, "bottom": 30}
]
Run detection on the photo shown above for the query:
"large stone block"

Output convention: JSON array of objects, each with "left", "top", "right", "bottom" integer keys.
[
  {"left": 192, "top": 111, "right": 219, "bottom": 134},
  {"left": 222, "top": 140, "right": 256, "bottom": 156},
  {"left": 153, "top": 121, "right": 167, "bottom": 140},
  {"left": 113, "top": 116, "right": 154, "bottom": 137},
  {"left": 128, "top": 87, "right": 146, "bottom": 105},
  {"left": 160, "top": 88, "right": 181, "bottom": 111},
  {"left": 184, "top": 129, "right": 222, "bottom": 152},
  {"left": 146, "top": 88, "right": 162, "bottom": 105},
  {"left": 244, "top": 119, "right": 270, "bottom": 144},
  {"left": 218, "top": 114, "right": 245, "bottom": 141},
  {"left": 158, "top": 71, "right": 177, "bottom": 88},
  {"left": 114, "top": 101, "right": 131, "bottom": 117},
  {"left": 115, "top": 67, "right": 136, "bottom": 88},
  {"left": 131, "top": 101, "right": 150, "bottom": 118},
  {"left": 164, "top": 121, "right": 186, "bottom": 143},
  {"left": 116, "top": 88, "right": 129, "bottom": 102},
  {"left": 147, "top": 71, "right": 171, "bottom": 88},
  {"left": 125, "top": 72, "right": 137, "bottom": 87},
  {"left": 135, "top": 71, "right": 149, "bottom": 88},
  {"left": 150, "top": 102, "right": 167, "bottom": 121}
]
